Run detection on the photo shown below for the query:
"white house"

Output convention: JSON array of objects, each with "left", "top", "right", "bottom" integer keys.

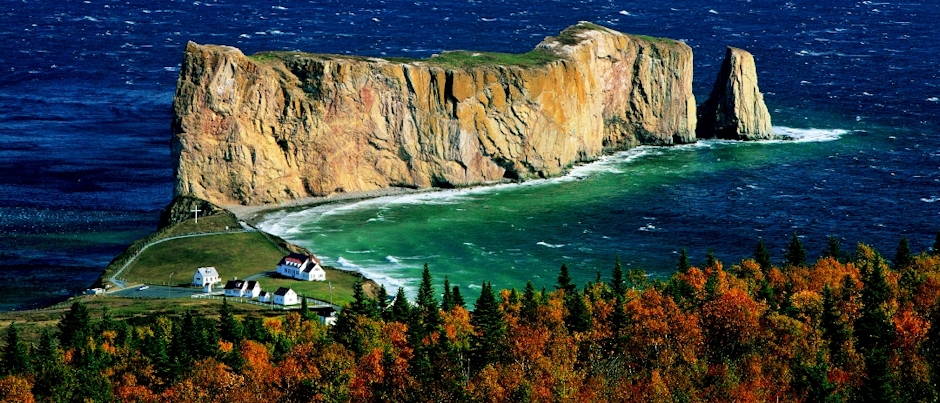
[
  {"left": 315, "top": 306, "right": 338, "bottom": 326},
  {"left": 258, "top": 291, "right": 272, "bottom": 303},
  {"left": 276, "top": 253, "right": 326, "bottom": 281},
  {"left": 273, "top": 287, "right": 299, "bottom": 306},
  {"left": 192, "top": 267, "right": 221, "bottom": 287},
  {"left": 223, "top": 280, "right": 262, "bottom": 298}
]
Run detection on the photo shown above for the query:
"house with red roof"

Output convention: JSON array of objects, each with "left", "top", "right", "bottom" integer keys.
[{"left": 276, "top": 253, "right": 326, "bottom": 281}]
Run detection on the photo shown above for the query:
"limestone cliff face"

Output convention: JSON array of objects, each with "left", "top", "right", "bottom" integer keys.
[
  {"left": 696, "top": 47, "right": 773, "bottom": 140},
  {"left": 172, "top": 22, "right": 697, "bottom": 206}
]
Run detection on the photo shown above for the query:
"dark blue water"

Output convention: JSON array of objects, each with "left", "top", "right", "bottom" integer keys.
[{"left": 1, "top": 0, "right": 937, "bottom": 309}]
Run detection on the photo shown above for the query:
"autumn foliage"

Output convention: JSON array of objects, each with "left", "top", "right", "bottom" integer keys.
[{"left": 2, "top": 238, "right": 940, "bottom": 402}]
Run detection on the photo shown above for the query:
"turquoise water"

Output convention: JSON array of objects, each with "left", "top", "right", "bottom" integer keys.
[{"left": 258, "top": 120, "right": 937, "bottom": 299}]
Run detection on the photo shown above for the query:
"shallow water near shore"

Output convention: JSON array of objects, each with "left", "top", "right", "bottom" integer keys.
[{"left": 258, "top": 120, "right": 940, "bottom": 298}]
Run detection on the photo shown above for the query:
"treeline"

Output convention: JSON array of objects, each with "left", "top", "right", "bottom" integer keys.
[{"left": 1, "top": 233, "right": 940, "bottom": 402}]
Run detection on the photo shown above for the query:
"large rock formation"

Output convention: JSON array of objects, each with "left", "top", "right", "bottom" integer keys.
[
  {"left": 172, "top": 22, "right": 697, "bottom": 206},
  {"left": 696, "top": 46, "right": 773, "bottom": 140}
]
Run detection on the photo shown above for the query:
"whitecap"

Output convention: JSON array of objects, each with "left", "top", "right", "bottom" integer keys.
[
  {"left": 336, "top": 256, "right": 361, "bottom": 270},
  {"left": 708, "top": 9, "right": 718, "bottom": 14},
  {"left": 771, "top": 126, "right": 847, "bottom": 142},
  {"left": 921, "top": 197, "right": 940, "bottom": 203},
  {"left": 481, "top": 18, "right": 496, "bottom": 22},
  {"left": 386, "top": 255, "right": 400, "bottom": 263},
  {"left": 345, "top": 250, "right": 372, "bottom": 254},
  {"left": 272, "top": 6, "right": 287, "bottom": 10},
  {"left": 927, "top": 97, "right": 938, "bottom": 102},
  {"left": 536, "top": 241, "right": 564, "bottom": 248},
  {"left": 619, "top": 10, "right": 632, "bottom": 16}
]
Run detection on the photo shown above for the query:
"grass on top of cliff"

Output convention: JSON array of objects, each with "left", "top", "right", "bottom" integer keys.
[{"left": 416, "top": 48, "right": 560, "bottom": 69}]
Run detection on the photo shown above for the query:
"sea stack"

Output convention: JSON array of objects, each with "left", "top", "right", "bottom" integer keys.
[
  {"left": 696, "top": 46, "right": 774, "bottom": 140},
  {"left": 171, "top": 22, "right": 697, "bottom": 207}
]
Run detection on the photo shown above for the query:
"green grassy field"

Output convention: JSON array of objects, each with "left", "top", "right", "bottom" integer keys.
[
  {"left": 121, "top": 232, "right": 286, "bottom": 285},
  {"left": 251, "top": 268, "right": 362, "bottom": 307}
]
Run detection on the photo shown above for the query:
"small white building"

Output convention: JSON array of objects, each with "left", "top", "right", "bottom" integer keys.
[
  {"left": 276, "top": 253, "right": 326, "bottom": 281},
  {"left": 223, "top": 280, "right": 262, "bottom": 299},
  {"left": 258, "top": 291, "right": 272, "bottom": 303},
  {"left": 316, "top": 306, "right": 338, "bottom": 326},
  {"left": 273, "top": 287, "right": 299, "bottom": 306},
  {"left": 192, "top": 267, "right": 221, "bottom": 287}
]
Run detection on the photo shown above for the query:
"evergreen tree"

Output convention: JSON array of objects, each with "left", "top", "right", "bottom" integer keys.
[
  {"left": 784, "top": 232, "right": 807, "bottom": 268},
  {"left": 754, "top": 239, "right": 772, "bottom": 271},
  {"left": 452, "top": 285, "right": 466, "bottom": 308},
  {"left": 58, "top": 301, "right": 92, "bottom": 350},
  {"left": 626, "top": 267, "right": 648, "bottom": 291},
  {"left": 556, "top": 263, "right": 575, "bottom": 293},
  {"left": 823, "top": 235, "right": 844, "bottom": 262},
  {"left": 677, "top": 248, "right": 691, "bottom": 273},
  {"left": 894, "top": 236, "right": 912, "bottom": 270},
  {"left": 705, "top": 249, "right": 717, "bottom": 269},
  {"left": 390, "top": 287, "right": 412, "bottom": 323},
  {"left": 243, "top": 314, "right": 269, "bottom": 343},
  {"left": 441, "top": 276, "right": 453, "bottom": 312},
  {"left": 521, "top": 281, "right": 539, "bottom": 321},
  {"left": 300, "top": 295, "right": 314, "bottom": 322},
  {"left": 855, "top": 254, "right": 895, "bottom": 403},
  {"left": 1, "top": 322, "right": 31, "bottom": 376},
  {"left": 416, "top": 263, "right": 440, "bottom": 330},
  {"left": 349, "top": 278, "right": 375, "bottom": 319},
  {"left": 376, "top": 284, "right": 390, "bottom": 317},
  {"left": 32, "top": 328, "right": 71, "bottom": 402},
  {"left": 218, "top": 297, "right": 243, "bottom": 343},
  {"left": 470, "top": 282, "right": 505, "bottom": 371},
  {"left": 144, "top": 317, "right": 172, "bottom": 380},
  {"left": 610, "top": 255, "right": 626, "bottom": 298},
  {"left": 564, "top": 288, "right": 592, "bottom": 333},
  {"left": 821, "top": 285, "right": 850, "bottom": 366}
]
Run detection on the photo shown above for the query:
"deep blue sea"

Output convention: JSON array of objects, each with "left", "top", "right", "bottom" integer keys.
[{"left": 1, "top": 0, "right": 937, "bottom": 309}]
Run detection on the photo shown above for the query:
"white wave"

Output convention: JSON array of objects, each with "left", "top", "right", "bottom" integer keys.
[
  {"left": 386, "top": 255, "right": 400, "bottom": 263},
  {"left": 272, "top": 5, "right": 287, "bottom": 10},
  {"left": 345, "top": 250, "right": 372, "bottom": 254},
  {"left": 921, "top": 197, "right": 940, "bottom": 203},
  {"left": 537, "top": 241, "right": 564, "bottom": 248},
  {"left": 619, "top": 10, "right": 632, "bottom": 16},
  {"left": 771, "top": 127, "right": 847, "bottom": 143},
  {"left": 709, "top": 9, "right": 718, "bottom": 14},
  {"left": 336, "top": 256, "right": 361, "bottom": 270},
  {"left": 927, "top": 97, "right": 939, "bottom": 102}
]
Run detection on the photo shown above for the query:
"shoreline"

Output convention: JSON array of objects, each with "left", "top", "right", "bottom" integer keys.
[{"left": 225, "top": 186, "right": 437, "bottom": 227}]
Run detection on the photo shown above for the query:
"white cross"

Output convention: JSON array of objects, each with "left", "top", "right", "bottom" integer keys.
[{"left": 191, "top": 206, "right": 202, "bottom": 224}]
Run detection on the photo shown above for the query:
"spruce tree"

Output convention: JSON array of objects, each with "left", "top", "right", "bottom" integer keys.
[
  {"left": 855, "top": 255, "right": 895, "bottom": 402},
  {"left": 521, "top": 281, "right": 538, "bottom": 321},
  {"left": 754, "top": 239, "right": 772, "bottom": 272},
  {"left": 470, "top": 282, "right": 505, "bottom": 371},
  {"left": 556, "top": 263, "right": 575, "bottom": 293},
  {"left": 677, "top": 248, "right": 691, "bottom": 273},
  {"left": 784, "top": 232, "right": 807, "bottom": 268},
  {"left": 218, "top": 297, "right": 243, "bottom": 343},
  {"left": 390, "top": 287, "right": 412, "bottom": 323},
  {"left": 894, "top": 236, "right": 912, "bottom": 270},
  {"left": 1, "top": 322, "right": 31, "bottom": 376},
  {"left": 58, "top": 301, "right": 92, "bottom": 350},
  {"left": 416, "top": 263, "right": 440, "bottom": 330},
  {"left": 441, "top": 276, "right": 453, "bottom": 312},
  {"left": 820, "top": 285, "right": 849, "bottom": 366},
  {"left": 564, "top": 289, "right": 591, "bottom": 333},
  {"left": 376, "top": 284, "right": 389, "bottom": 316},
  {"left": 705, "top": 249, "right": 717, "bottom": 269},
  {"left": 349, "top": 278, "right": 375, "bottom": 319},
  {"left": 823, "top": 235, "right": 844, "bottom": 262},
  {"left": 611, "top": 256, "right": 626, "bottom": 298},
  {"left": 452, "top": 285, "right": 466, "bottom": 308}
]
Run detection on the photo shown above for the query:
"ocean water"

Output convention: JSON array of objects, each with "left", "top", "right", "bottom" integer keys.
[{"left": 1, "top": 1, "right": 938, "bottom": 308}]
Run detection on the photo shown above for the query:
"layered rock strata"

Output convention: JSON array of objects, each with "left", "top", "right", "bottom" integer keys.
[
  {"left": 696, "top": 46, "right": 774, "bottom": 140},
  {"left": 172, "top": 22, "right": 697, "bottom": 206}
]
